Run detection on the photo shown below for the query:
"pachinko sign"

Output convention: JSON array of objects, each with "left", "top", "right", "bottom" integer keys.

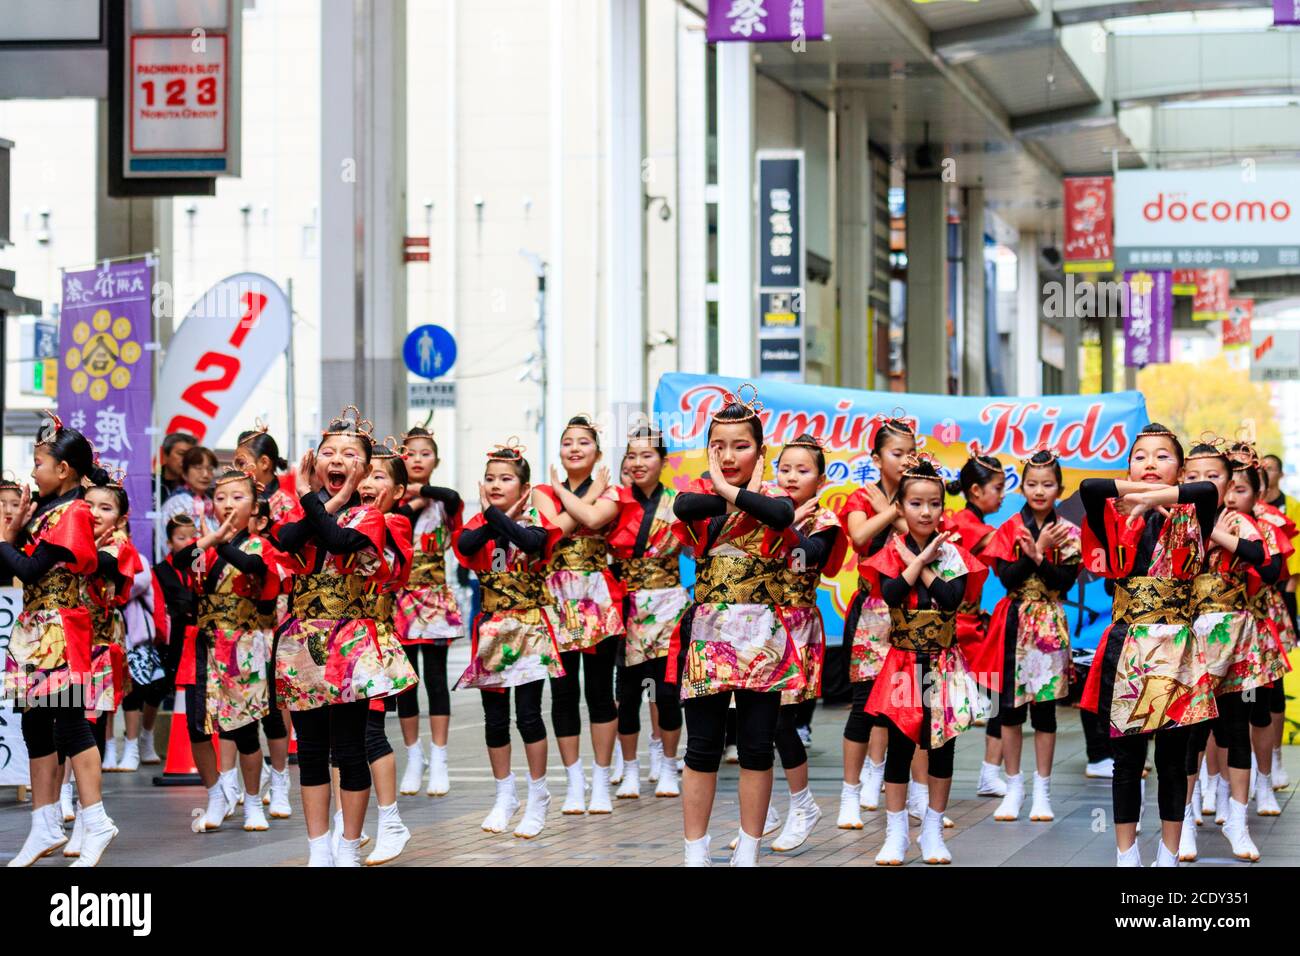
[{"left": 653, "top": 373, "right": 1150, "bottom": 643}]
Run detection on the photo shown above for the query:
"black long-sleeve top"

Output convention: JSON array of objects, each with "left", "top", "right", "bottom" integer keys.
[
  {"left": 0, "top": 488, "right": 87, "bottom": 585},
  {"left": 396, "top": 485, "right": 463, "bottom": 531},
  {"left": 995, "top": 508, "right": 1081, "bottom": 595},
  {"left": 674, "top": 488, "right": 795, "bottom": 529},
  {"left": 792, "top": 526, "right": 840, "bottom": 574},
  {"left": 274, "top": 491, "right": 373, "bottom": 571},
  {"left": 878, "top": 535, "right": 967, "bottom": 612},
  {"left": 1079, "top": 478, "right": 1218, "bottom": 578},
  {"left": 457, "top": 506, "right": 550, "bottom": 558}
]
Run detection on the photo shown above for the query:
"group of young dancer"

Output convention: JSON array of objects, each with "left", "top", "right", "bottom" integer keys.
[{"left": 3, "top": 384, "right": 1295, "bottom": 867}]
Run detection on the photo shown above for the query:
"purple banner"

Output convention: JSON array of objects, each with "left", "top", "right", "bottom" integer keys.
[
  {"left": 707, "top": 0, "right": 823, "bottom": 42},
  {"left": 1275, "top": 1, "right": 1300, "bottom": 25},
  {"left": 59, "top": 260, "right": 155, "bottom": 558},
  {"left": 1123, "top": 270, "right": 1172, "bottom": 367}
]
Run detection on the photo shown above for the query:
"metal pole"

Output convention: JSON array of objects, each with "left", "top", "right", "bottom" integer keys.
[
  {"left": 285, "top": 277, "right": 298, "bottom": 462},
  {"left": 537, "top": 266, "right": 547, "bottom": 476}
]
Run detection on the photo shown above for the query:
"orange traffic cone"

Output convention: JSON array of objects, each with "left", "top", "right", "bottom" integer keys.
[{"left": 152, "top": 690, "right": 204, "bottom": 786}]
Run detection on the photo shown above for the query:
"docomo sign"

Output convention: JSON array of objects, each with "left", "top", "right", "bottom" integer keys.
[
  {"left": 158, "top": 273, "right": 290, "bottom": 443},
  {"left": 1140, "top": 193, "right": 1292, "bottom": 226},
  {"left": 1115, "top": 168, "right": 1300, "bottom": 264}
]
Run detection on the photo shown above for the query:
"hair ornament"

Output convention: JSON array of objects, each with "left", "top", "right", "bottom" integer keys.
[
  {"left": 1020, "top": 441, "right": 1061, "bottom": 467},
  {"left": 488, "top": 436, "right": 528, "bottom": 460},
  {"left": 322, "top": 405, "right": 376, "bottom": 444},
  {"left": 373, "top": 436, "right": 407, "bottom": 461},
  {"left": 901, "top": 451, "right": 944, "bottom": 484},
  {"left": 713, "top": 383, "right": 764, "bottom": 423}
]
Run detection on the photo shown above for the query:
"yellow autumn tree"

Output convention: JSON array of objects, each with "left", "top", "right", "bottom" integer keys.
[{"left": 1136, "top": 354, "right": 1282, "bottom": 455}]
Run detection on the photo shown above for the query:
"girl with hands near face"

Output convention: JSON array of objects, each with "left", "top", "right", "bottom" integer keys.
[
  {"left": 860, "top": 454, "right": 988, "bottom": 866},
  {"left": 979, "top": 449, "right": 1082, "bottom": 825},
  {"left": 670, "top": 389, "right": 803, "bottom": 867},
  {"left": 530, "top": 417, "right": 626, "bottom": 817},
  {"left": 1078, "top": 424, "right": 1220, "bottom": 868},
  {"left": 836, "top": 415, "right": 918, "bottom": 822}
]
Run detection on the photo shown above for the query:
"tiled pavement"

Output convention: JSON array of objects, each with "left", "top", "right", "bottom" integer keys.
[{"left": 3, "top": 644, "right": 1297, "bottom": 866}]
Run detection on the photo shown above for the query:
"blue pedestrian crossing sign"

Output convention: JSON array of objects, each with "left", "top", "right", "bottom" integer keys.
[{"left": 403, "top": 324, "right": 457, "bottom": 380}]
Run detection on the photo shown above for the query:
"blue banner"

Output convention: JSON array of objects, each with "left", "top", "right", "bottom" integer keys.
[{"left": 652, "top": 373, "right": 1150, "bottom": 648}]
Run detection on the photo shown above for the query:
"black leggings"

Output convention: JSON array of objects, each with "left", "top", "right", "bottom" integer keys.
[
  {"left": 1112, "top": 725, "right": 1192, "bottom": 825},
  {"left": 22, "top": 706, "right": 97, "bottom": 761},
  {"left": 400, "top": 643, "right": 450, "bottom": 718},
  {"left": 291, "top": 701, "right": 371, "bottom": 791},
  {"left": 1001, "top": 699, "right": 1057, "bottom": 733},
  {"left": 550, "top": 638, "right": 618, "bottom": 738},
  {"left": 774, "top": 703, "right": 807, "bottom": 771},
  {"left": 219, "top": 721, "right": 263, "bottom": 756},
  {"left": 122, "top": 677, "right": 169, "bottom": 712},
  {"left": 261, "top": 705, "right": 288, "bottom": 740},
  {"left": 1250, "top": 680, "right": 1285, "bottom": 727},
  {"left": 482, "top": 681, "right": 547, "bottom": 749},
  {"left": 883, "top": 719, "right": 955, "bottom": 784},
  {"left": 365, "top": 707, "right": 393, "bottom": 764},
  {"left": 617, "top": 655, "right": 682, "bottom": 735},
  {"left": 1080, "top": 705, "right": 1112, "bottom": 763},
  {"left": 1186, "top": 693, "right": 1251, "bottom": 773},
  {"left": 843, "top": 679, "right": 883, "bottom": 744},
  {"left": 683, "top": 690, "right": 781, "bottom": 773}
]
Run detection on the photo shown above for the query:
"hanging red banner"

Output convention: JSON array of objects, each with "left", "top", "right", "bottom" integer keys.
[
  {"left": 1223, "top": 298, "right": 1253, "bottom": 347},
  {"left": 1063, "top": 176, "right": 1114, "bottom": 273},
  {"left": 1171, "top": 269, "right": 1199, "bottom": 296},
  {"left": 1192, "top": 268, "right": 1230, "bottom": 321}
]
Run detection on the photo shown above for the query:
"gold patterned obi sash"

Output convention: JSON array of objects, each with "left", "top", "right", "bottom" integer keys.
[
  {"left": 694, "top": 554, "right": 785, "bottom": 606},
  {"left": 408, "top": 548, "right": 447, "bottom": 587},
  {"left": 1113, "top": 576, "right": 1191, "bottom": 629},
  {"left": 957, "top": 599, "right": 983, "bottom": 618},
  {"left": 292, "top": 571, "right": 368, "bottom": 620},
  {"left": 199, "top": 592, "right": 262, "bottom": 632},
  {"left": 620, "top": 556, "right": 680, "bottom": 592},
  {"left": 1009, "top": 576, "right": 1059, "bottom": 605},
  {"left": 24, "top": 567, "right": 81, "bottom": 614},
  {"left": 1191, "top": 572, "right": 1247, "bottom": 617},
  {"left": 888, "top": 608, "right": 957, "bottom": 653},
  {"left": 777, "top": 569, "right": 819, "bottom": 608},
  {"left": 371, "top": 592, "right": 396, "bottom": 626},
  {"left": 1246, "top": 583, "right": 1277, "bottom": 620},
  {"left": 479, "top": 570, "right": 547, "bottom": 613},
  {"left": 550, "top": 535, "right": 608, "bottom": 574}
]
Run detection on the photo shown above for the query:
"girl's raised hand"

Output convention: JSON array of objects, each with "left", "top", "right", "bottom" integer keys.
[
  {"left": 920, "top": 530, "right": 951, "bottom": 563},
  {"left": 506, "top": 486, "right": 530, "bottom": 520},
  {"left": 793, "top": 498, "right": 818, "bottom": 527},
  {"left": 478, "top": 482, "right": 491, "bottom": 513},
  {"left": 591, "top": 467, "right": 611, "bottom": 497},
  {"left": 706, "top": 446, "right": 731, "bottom": 492},
  {"left": 747, "top": 449, "right": 767, "bottom": 494},
  {"left": 298, "top": 451, "right": 320, "bottom": 494},
  {"left": 549, "top": 465, "right": 563, "bottom": 489},
  {"left": 862, "top": 482, "right": 890, "bottom": 515}
]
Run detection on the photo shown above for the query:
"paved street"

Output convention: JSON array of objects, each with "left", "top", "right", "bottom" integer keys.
[{"left": 3, "top": 643, "right": 1297, "bottom": 867}]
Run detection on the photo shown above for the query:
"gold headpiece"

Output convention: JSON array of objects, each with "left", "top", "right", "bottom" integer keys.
[
  {"left": 373, "top": 436, "right": 407, "bottom": 461},
  {"left": 35, "top": 409, "right": 65, "bottom": 448},
  {"left": 215, "top": 469, "right": 262, "bottom": 494},
  {"left": 879, "top": 406, "right": 915, "bottom": 437},
  {"left": 488, "top": 436, "right": 528, "bottom": 460},
  {"left": 0, "top": 470, "right": 20, "bottom": 489},
  {"left": 901, "top": 452, "right": 944, "bottom": 484},
  {"left": 321, "top": 405, "right": 375, "bottom": 444},
  {"left": 713, "top": 383, "right": 763, "bottom": 423},
  {"left": 783, "top": 435, "right": 826, "bottom": 452},
  {"left": 1185, "top": 432, "right": 1228, "bottom": 461},
  {"left": 1020, "top": 442, "right": 1060, "bottom": 468},
  {"left": 626, "top": 412, "right": 662, "bottom": 444},
  {"left": 1227, "top": 440, "right": 1261, "bottom": 473}
]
